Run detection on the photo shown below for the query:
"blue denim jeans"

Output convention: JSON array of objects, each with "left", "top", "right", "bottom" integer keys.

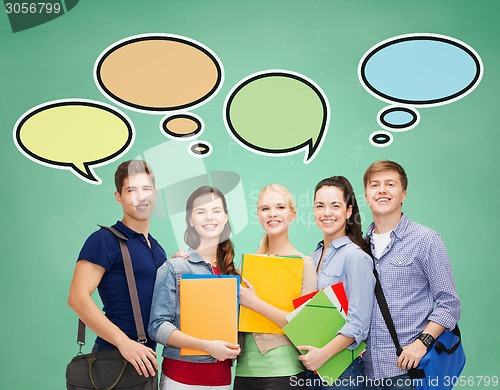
[
  {"left": 364, "top": 374, "right": 416, "bottom": 390},
  {"left": 305, "top": 357, "right": 365, "bottom": 390}
]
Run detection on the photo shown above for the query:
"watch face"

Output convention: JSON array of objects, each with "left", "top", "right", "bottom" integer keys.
[{"left": 419, "top": 333, "right": 434, "bottom": 347}]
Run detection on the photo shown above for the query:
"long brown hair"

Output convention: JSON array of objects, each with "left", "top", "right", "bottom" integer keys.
[
  {"left": 314, "top": 176, "right": 371, "bottom": 255},
  {"left": 184, "top": 186, "right": 237, "bottom": 275}
]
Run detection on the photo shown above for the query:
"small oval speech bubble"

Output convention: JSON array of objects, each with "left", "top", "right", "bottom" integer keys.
[
  {"left": 224, "top": 70, "right": 329, "bottom": 164},
  {"left": 378, "top": 106, "right": 420, "bottom": 132},
  {"left": 369, "top": 130, "right": 393, "bottom": 148},
  {"left": 95, "top": 34, "right": 224, "bottom": 113},
  {"left": 188, "top": 141, "right": 212, "bottom": 158},
  {"left": 359, "top": 33, "right": 483, "bottom": 107},
  {"left": 13, "top": 99, "right": 134, "bottom": 184},
  {"left": 161, "top": 113, "right": 203, "bottom": 140}
]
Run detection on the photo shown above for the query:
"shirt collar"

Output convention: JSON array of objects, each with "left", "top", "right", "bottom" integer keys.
[
  {"left": 330, "top": 235, "right": 352, "bottom": 249},
  {"left": 315, "top": 235, "right": 352, "bottom": 251},
  {"left": 366, "top": 213, "right": 409, "bottom": 240},
  {"left": 392, "top": 214, "right": 409, "bottom": 239},
  {"left": 185, "top": 248, "right": 207, "bottom": 264},
  {"left": 113, "top": 220, "right": 159, "bottom": 245},
  {"left": 113, "top": 221, "right": 137, "bottom": 239}
]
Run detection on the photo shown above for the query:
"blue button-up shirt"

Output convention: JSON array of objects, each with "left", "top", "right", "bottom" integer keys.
[
  {"left": 364, "top": 214, "right": 461, "bottom": 379},
  {"left": 311, "top": 236, "right": 375, "bottom": 349}
]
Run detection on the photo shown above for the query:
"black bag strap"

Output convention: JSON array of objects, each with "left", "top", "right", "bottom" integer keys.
[
  {"left": 373, "top": 260, "right": 463, "bottom": 381},
  {"left": 373, "top": 265, "right": 403, "bottom": 356},
  {"left": 410, "top": 326, "right": 462, "bottom": 379},
  {"left": 76, "top": 225, "right": 147, "bottom": 352},
  {"left": 374, "top": 262, "right": 433, "bottom": 379},
  {"left": 435, "top": 326, "right": 461, "bottom": 355}
]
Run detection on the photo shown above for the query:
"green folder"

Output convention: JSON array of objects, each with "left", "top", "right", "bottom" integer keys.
[{"left": 283, "top": 290, "right": 365, "bottom": 385}]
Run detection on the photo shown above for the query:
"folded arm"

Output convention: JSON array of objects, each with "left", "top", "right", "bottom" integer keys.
[{"left": 68, "top": 260, "right": 157, "bottom": 377}]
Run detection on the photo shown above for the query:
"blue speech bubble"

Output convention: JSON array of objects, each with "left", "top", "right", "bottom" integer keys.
[
  {"left": 359, "top": 33, "right": 483, "bottom": 107},
  {"left": 359, "top": 33, "right": 483, "bottom": 146},
  {"left": 369, "top": 130, "right": 393, "bottom": 148},
  {"left": 378, "top": 106, "right": 420, "bottom": 131}
]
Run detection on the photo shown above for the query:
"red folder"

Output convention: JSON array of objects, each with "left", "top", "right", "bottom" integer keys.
[{"left": 291, "top": 282, "right": 348, "bottom": 313}]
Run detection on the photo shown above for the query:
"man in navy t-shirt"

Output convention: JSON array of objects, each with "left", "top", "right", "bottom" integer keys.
[{"left": 68, "top": 160, "right": 167, "bottom": 378}]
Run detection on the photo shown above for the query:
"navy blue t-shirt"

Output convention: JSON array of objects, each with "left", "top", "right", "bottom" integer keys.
[{"left": 78, "top": 221, "right": 167, "bottom": 349}]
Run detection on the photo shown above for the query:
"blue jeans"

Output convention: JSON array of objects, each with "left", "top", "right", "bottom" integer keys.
[
  {"left": 305, "top": 357, "right": 365, "bottom": 390},
  {"left": 364, "top": 374, "right": 416, "bottom": 390}
]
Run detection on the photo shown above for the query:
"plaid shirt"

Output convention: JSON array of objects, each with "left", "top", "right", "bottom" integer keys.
[{"left": 363, "top": 214, "right": 461, "bottom": 379}]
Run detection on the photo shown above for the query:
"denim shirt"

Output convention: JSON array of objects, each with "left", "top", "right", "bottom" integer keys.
[
  {"left": 311, "top": 236, "right": 375, "bottom": 348},
  {"left": 148, "top": 248, "right": 217, "bottom": 363}
]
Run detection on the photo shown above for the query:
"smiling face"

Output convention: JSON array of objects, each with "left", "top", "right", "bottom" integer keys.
[
  {"left": 189, "top": 193, "right": 228, "bottom": 243},
  {"left": 115, "top": 172, "right": 156, "bottom": 227},
  {"left": 365, "top": 170, "right": 407, "bottom": 218},
  {"left": 314, "top": 186, "right": 352, "bottom": 242},
  {"left": 257, "top": 189, "right": 296, "bottom": 237}
]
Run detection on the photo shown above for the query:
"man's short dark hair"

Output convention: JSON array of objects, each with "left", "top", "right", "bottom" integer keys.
[{"left": 114, "top": 160, "right": 155, "bottom": 193}]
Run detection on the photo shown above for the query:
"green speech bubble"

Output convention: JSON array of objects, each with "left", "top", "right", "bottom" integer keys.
[
  {"left": 224, "top": 70, "right": 329, "bottom": 164},
  {"left": 13, "top": 99, "right": 134, "bottom": 184}
]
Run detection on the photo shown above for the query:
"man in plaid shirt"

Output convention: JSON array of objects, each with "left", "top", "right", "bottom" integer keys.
[{"left": 362, "top": 160, "right": 460, "bottom": 390}]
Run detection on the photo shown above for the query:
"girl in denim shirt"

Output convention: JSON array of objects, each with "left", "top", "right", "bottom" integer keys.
[
  {"left": 298, "top": 176, "right": 375, "bottom": 390},
  {"left": 148, "top": 186, "right": 240, "bottom": 390},
  {"left": 235, "top": 184, "right": 317, "bottom": 389}
]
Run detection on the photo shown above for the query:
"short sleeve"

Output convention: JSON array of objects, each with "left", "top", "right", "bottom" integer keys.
[{"left": 77, "top": 229, "right": 120, "bottom": 271}]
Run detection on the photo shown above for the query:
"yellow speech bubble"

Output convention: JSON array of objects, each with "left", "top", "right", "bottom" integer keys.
[{"left": 14, "top": 99, "right": 134, "bottom": 184}]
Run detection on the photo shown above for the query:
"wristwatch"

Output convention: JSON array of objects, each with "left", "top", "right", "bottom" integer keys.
[{"left": 417, "top": 333, "right": 435, "bottom": 348}]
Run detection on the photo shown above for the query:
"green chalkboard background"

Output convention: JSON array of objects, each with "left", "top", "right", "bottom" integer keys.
[{"left": 1, "top": 0, "right": 498, "bottom": 388}]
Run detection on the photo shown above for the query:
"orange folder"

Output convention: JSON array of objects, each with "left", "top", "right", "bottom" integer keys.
[
  {"left": 179, "top": 275, "right": 239, "bottom": 355},
  {"left": 238, "top": 254, "right": 304, "bottom": 334}
]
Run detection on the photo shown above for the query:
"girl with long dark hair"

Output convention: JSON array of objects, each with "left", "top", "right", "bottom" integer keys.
[{"left": 298, "top": 176, "right": 375, "bottom": 390}]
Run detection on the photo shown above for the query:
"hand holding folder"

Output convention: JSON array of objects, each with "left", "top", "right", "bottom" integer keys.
[
  {"left": 238, "top": 254, "right": 304, "bottom": 334},
  {"left": 283, "top": 289, "right": 365, "bottom": 385}
]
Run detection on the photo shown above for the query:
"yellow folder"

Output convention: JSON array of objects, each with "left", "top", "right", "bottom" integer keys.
[
  {"left": 180, "top": 275, "right": 239, "bottom": 355},
  {"left": 238, "top": 254, "right": 304, "bottom": 334}
]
